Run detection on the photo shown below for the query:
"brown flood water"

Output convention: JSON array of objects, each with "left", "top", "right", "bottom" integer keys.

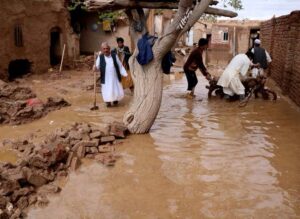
[{"left": 1, "top": 70, "right": 300, "bottom": 218}]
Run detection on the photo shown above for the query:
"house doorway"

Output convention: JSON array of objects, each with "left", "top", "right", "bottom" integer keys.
[
  {"left": 250, "top": 29, "right": 260, "bottom": 48},
  {"left": 185, "top": 28, "right": 194, "bottom": 46},
  {"left": 8, "top": 59, "right": 31, "bottom": 81},
  {"left": 50, "top": 27, "right": 61, "bottom": 66}
]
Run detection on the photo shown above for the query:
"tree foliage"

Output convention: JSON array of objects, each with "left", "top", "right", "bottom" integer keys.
[
  {"left": 98, "top": 10, "right": 125, "bottom": 22},
  {"left": 67, "top": 0, "right": 86, "bottom": 11},
  {"left": 222, "top": 0, "right": 243, "bottom": 10}
]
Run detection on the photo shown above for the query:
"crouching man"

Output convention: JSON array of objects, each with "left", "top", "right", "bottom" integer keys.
[
  {"left": 217, "top": 50, "right": 256, "bottom": 100},
  {"left": 94, "top": 42, "right": 128, "bottom": 107}
]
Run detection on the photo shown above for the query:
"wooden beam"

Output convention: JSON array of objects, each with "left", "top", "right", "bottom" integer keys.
[
  {"left": 85, "top": 0, "right": 219, "bottom": 10},
  {"left": 85, "top": 0, "right": 237, "bottom": 18},
  {"left": 205, "top": 7, "right": 238, "bottom": 18}
]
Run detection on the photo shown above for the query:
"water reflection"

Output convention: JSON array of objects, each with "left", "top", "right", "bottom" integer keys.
[{"left": 152, "top": 76, "right": 300, "bottom": 218}]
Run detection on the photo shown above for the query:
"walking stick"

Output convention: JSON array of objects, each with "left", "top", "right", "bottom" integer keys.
[{"left": 90, "top": 52, "right": 99, "bottom": 111}]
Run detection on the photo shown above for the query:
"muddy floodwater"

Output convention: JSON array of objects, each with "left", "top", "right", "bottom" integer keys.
[{"left": 1, "top": 70, "right": 300, "bottom": 218}]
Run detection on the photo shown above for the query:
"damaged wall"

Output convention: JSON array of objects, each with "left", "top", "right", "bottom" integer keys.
[
  {"left": 261, "top": 11, "right": 300, "bottom": 106},
  {"left": 0, "top": 0, "right": 79, "bottom": 81}
]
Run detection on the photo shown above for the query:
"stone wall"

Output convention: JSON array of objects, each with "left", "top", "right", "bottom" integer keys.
[
  {"left": 0, "top": 0, "right": 79, "bottom": 81},
  {"left": 260, "top": 11, "right": 300, "bottom": 106}
]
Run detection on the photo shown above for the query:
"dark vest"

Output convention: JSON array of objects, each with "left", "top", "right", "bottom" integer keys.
[
  {"left": 253, "top": 47, "right": 268, "bottom": 69},
  {"left": 99, "top": 53, "right": 121, "bottom": 84}
]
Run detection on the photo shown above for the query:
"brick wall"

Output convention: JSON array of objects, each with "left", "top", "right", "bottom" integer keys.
[{"left": 260, "top": 11, "right": 300, "bottom": 106}]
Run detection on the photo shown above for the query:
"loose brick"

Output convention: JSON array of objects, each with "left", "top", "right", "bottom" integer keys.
[
  {"left": 89, "top": 131, "right": 102, "bottom": 139},
  {"left": 100, "top": 136, "right": 115, "bottom": 144},
  {"left": 70, "top": 157, "right": 80, "bottom": 171},
  {"left": 76, "top": 145, "right": 85, "bottom": 158}
]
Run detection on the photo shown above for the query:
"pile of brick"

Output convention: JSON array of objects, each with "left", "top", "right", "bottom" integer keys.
[
  {"left": 0, "top": 80, "right": 70, "bottom": 125},
  {"left": 73, "top": 55, "right": 95, "bottom": 71},
  {"left": 0, "top": 122, "right": 128, "bottom": 218}
]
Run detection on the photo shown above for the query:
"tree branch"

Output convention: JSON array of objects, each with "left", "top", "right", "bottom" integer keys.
[
  {"left": 205, "top": 7, "right": 237, "bottom": 17},
  {"left": 152, "top": 0, "right": 191, "bottom": 58},
  {"left": 180, "top": 0, "right": 214, "bottom": 34},
  {"left": 153, "top": 0, "right": 213, "bottom": 60}
]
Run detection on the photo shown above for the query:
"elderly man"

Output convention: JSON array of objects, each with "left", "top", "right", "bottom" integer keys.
[
  {"left": 251, "top": 39, "right": 272, "bottom": 78},
  {"left": 94, "top": 42, "right": 127, "bottom": 107},
  {"left": 217, "top": 50, "right": 256, "bottom": 100}
]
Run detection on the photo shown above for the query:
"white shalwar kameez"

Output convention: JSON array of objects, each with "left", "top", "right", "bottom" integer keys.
[
  {"left": 217, "top": 54, "right": 251, "bottom": 96},
  {"left": 96, "top": 54, "right": 127, "bottom": 102}
]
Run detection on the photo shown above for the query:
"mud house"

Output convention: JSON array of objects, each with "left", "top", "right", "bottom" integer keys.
[
  {"left": 70, "top": 8, "right": 132, "bottom": 54},
  {"left": 260, "top": 11, "right": 300, "bottom": 106},
  {"left": 191, "top": 20, "right": 261, "bottom": 65},
  {"left": 0, "top": 0, "right": 79, "bottom": 81},
  {"left": 74, "top": 9, "right": 168, "bottom": 54}
]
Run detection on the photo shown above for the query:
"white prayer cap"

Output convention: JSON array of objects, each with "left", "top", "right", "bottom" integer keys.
[{"left": 254, "top": 39, "right": 261, "bottom": 44}]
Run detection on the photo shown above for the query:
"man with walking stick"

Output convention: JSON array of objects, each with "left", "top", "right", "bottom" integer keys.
[{"left": 93, "top": 42, "right": 127, "bottom": 107}]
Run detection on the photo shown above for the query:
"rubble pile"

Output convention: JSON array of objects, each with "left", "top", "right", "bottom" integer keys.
[
  {"left": 0, "top": 80, "right": 36, "bottom": 101},
  {"left": 0, "top": 122, "right": 128, "bottom": 218},
  {"left": 74, "top": 55, "right": 95, "bottom": 70},
  {"left": 0, "top": 80, "right": 70, "bottom": 125}
]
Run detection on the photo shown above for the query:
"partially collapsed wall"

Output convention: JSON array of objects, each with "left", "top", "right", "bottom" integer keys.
[
  {"left": 0, "top": 0, "right": 79, "bottom": 81},
  {"left": 260, "top": 11, "right": 300, "bottom": 106}
]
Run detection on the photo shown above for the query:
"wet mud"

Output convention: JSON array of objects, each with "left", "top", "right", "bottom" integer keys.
[
  {"left": 0, "top": 80, "right": 70, "bottom": 125},
  {"left": 0, "top": 69, "right": 299, "bottom": 218}
]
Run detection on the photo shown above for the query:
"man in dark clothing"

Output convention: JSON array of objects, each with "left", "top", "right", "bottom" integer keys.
[
  {"left": 251, "top": 39, "right": 272, "bottom": 78},
  {"left": 183, "top": 38, "right": 211, "bottom": 98},
  {"left": 112, "top": 37, "right": 134, "bottom": 92},
  {"left": 112, "top": 37, "right": 131, "bottom": 70},
  {"left": 162, "top": 51, "right": 176, "bottom": 74}
]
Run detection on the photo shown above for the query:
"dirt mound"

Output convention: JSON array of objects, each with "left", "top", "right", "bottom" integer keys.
[
  {"left": 73, "top": 55, "right": 95, "bottom": 70},
  {"left": 0, "top": 80, "right": 36, "bottom": 101},
  {"left": 0, "top": 80, "right": 70, "bottom": 125},
  {"left": 0, "top": 122, "right": 128, "bottom": 218}
]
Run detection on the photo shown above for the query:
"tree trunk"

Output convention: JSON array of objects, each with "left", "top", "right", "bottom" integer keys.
[
  {"left": 84, "top": 0, "right": 237, "bottom": 134},
  {"left": 123, "top": 56, "right": 163, "bottom": 133},
  {"left": 122, "top": 0, "right": 215, "bottom": 134}
]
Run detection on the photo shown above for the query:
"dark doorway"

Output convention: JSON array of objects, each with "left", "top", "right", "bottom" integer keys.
[
  {"left": 207, "top": 34, "right": 212, "bottom": 46},
  {"left": 50, "top": 27, "right": 61, "bottom": 66},
  {"left": 206, "top": 34, "right": 212, "bottom": 64},
  {"left": 8, "top": 59, "right": 31, "bottom": 81},
  {"left": 250, "top": 29, "right": 260, "bottom": 48}
]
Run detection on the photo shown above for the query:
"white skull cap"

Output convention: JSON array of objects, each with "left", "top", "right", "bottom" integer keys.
[{"left": 254, "top": 39, "right": 261, "bottom": 44}]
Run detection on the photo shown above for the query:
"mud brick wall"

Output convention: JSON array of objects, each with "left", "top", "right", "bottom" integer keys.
[
  {"left": 0, "top": 0, "right": 79, "bottom": 81},
  {"left": 260, "top": 11, "right": 300, "bottom": 106}
]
